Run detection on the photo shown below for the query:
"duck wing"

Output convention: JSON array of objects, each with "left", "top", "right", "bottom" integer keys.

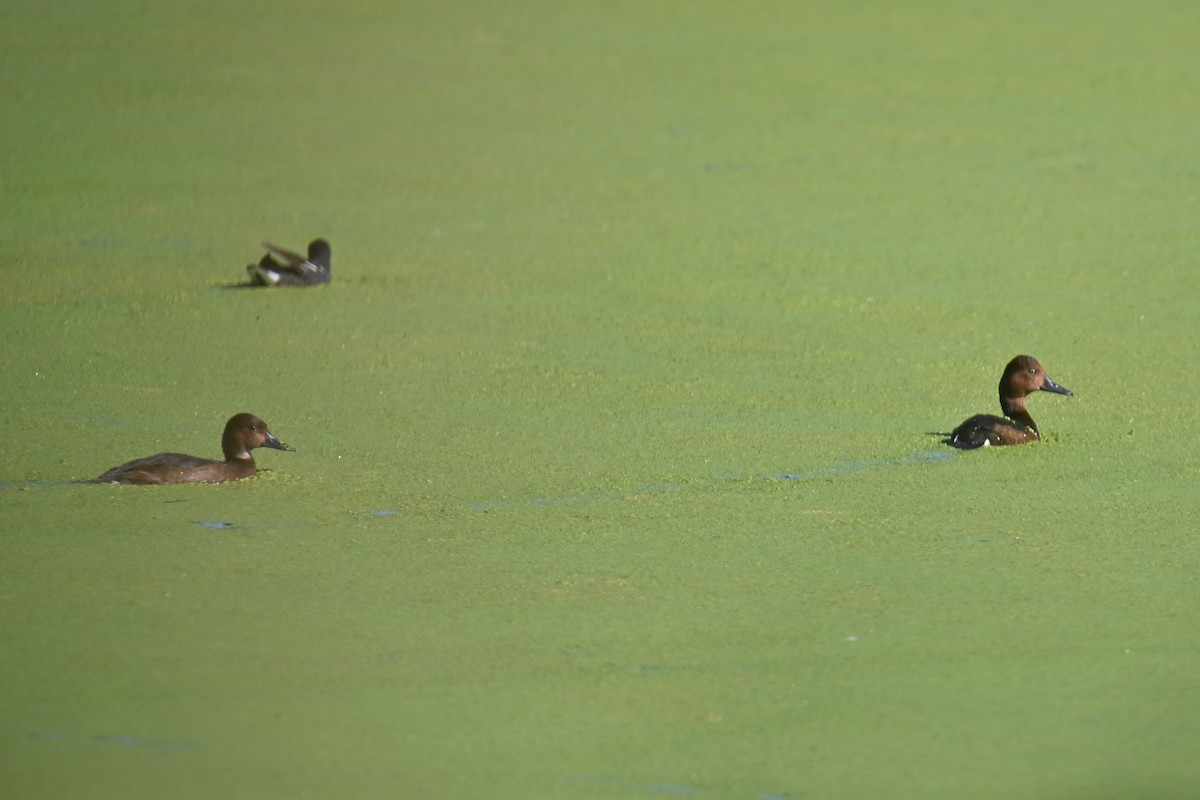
[
  {"left": 90, "top": 453, "right": 222, "bottom": 484},
  {"left": 950, "top": 414, "right": 1036, "bottom": 449},
  {"left": 262, "top": 242, "right": 324, "bottom": 278}
]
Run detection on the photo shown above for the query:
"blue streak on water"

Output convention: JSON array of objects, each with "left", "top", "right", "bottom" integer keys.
[
  {"left": 0, "top": 480, "right": 91, "bottom": 489},
  {"left": 94, "top": 733, "right": 194, "bottom": 753},
  {"left": 568, "top": 774, "right": 792, "bottom": 798},
  {"left": 631, "top": 665, "right": 667, "bottom": 675},
  {"left": 463, "top": 499, "right": 511, "bottom": 512},
  {"left": 462, "top": 450, "right": 954, "bottom": 514},
  {"left": 726, "top": 449, "right": 954, "bottom": 482}
]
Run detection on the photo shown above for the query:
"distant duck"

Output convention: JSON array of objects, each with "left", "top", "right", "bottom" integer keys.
[
  {"left": 87, "top": 413, "right": 294, "bottom": 484},
  {"left": 246, "top": 239, "right": 331, "bottom": 286},
  {"left": 950, "top": 355, "right": 1072, "bottom": 448}
]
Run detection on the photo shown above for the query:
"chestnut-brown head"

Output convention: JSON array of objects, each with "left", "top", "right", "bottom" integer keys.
[
  {"left": 221, "top": 413, "right": 295, "bottom": 462},
  {"left": 1000, "top": 355, "right": 1071, "bottom": 397},
  {"left": 998, "top": 355, "right": 1071, "bottom": 418}
]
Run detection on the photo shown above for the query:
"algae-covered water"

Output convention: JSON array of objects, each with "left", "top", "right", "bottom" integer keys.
[{"left": 3, "top": 1, "right": 1200, "bottom": 797}]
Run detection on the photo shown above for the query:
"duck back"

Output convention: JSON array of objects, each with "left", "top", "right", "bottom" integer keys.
[
  {"left": 950, "top": 415, "right": 1037, "bottom": 449},
  {"left": 89, "top": 453, "right": 254, "bottom": 485}
]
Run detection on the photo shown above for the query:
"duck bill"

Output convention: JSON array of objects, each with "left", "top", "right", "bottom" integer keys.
[
  {"left": 1041, "top": 374, "right": 1072, "bottom": 396},
  {"left": 263, "top": 432, "right": 296, "bottom": 452}
]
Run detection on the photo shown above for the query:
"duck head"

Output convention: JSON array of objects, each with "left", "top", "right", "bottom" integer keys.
[
  {"left": 998, "top": 355, "right": 1071, "bottom": 418},
  {"left": 221, "top": 413, "right": 295, "bottom": 461},
  {"left": 306, "top": 239, "right": 332, "bottom": 272}
]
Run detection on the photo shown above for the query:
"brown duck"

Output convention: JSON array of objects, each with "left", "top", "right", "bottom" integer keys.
[
  {"left": 88, "top": 413, "right": 294, "bottom": 484},
  {"left": 951, "top": 355, "right": 1072, "bottom": 448}
]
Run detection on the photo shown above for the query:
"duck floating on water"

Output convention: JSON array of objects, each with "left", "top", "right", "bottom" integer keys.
[
  {"left": 246, "top": 239, "right": 331, "bottom": 286},
  {"left": 87, "top": 413, "right": 294, "bottom": 484},
  {"left": 950, "top": 355, "right": 1072, "bottom": 449}
]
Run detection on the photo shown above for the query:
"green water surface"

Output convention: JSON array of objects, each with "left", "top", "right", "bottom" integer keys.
[{"left": 3, "top": 1, "right": 1199, "bottom": 798}]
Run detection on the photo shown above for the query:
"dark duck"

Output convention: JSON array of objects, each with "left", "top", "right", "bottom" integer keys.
[
  {"left": 88, "top": 413, "right": 294, "bottom": 484},
  {"left": 246, "top": 239, "right": 331, "bottom": 286},
  {"left": 950, "top": 355, "right": 1072, "bottom": 449}
]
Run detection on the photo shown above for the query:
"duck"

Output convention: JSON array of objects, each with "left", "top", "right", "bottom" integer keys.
[
  {"left": 950, "top": 355, "right": 1072, "bottom": 449},
  {"left": 246, "top": 239, "right": 331, "bottom": 286},
  {"left": 88, "top": 413, "right": 294, "bottom": 484}
]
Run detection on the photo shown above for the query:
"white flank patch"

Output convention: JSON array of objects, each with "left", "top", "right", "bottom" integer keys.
[{"left": 253, "top": 266, "right": 282, "bottom": 285}]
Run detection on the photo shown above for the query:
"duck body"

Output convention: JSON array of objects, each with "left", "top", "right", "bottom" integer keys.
[
  {"left": 88, "top": 413, "right": 294, "bottom": 485},
  {"left": 950, "top": 355, "right": 1071, "bottom": 449},
  {"left": 246, "top": 239, "right": 331, "bottom": 286},
  {"left": 950, "top": 414, "right": 1038, "bottom": 448}
]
